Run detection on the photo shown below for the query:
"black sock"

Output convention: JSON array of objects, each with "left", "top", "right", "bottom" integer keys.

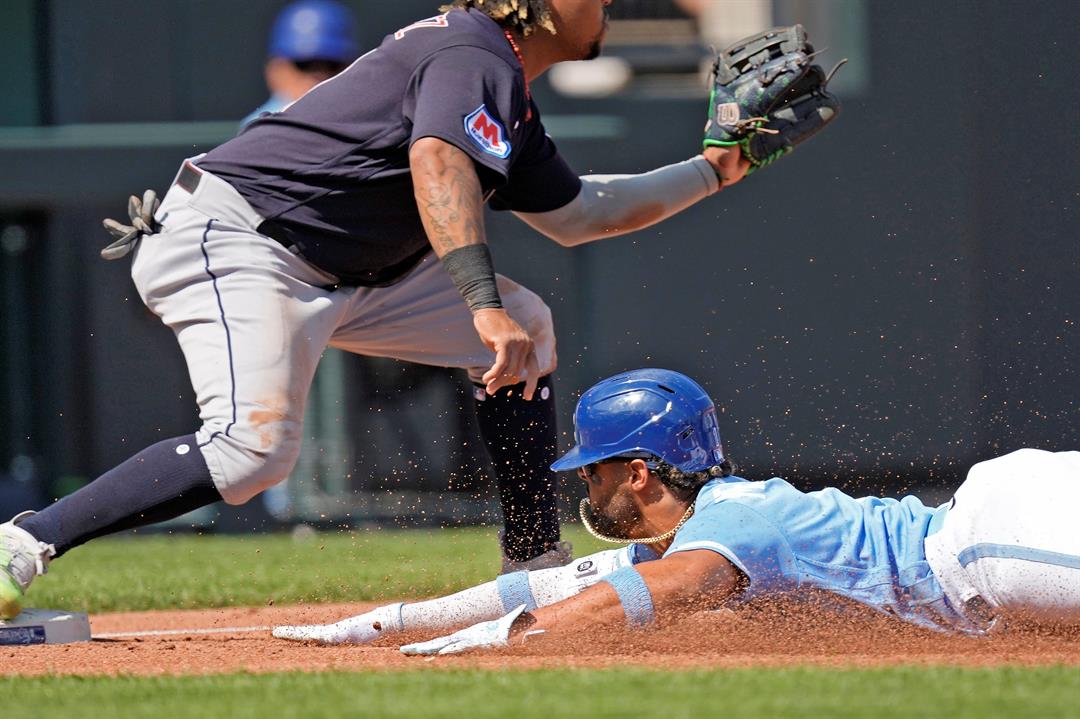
[
  {"left": 19, "top": 435, "right": 222, "bottom": 557},
  {"left": 473, "top": 376, "right": 560, "bottom": 562}
]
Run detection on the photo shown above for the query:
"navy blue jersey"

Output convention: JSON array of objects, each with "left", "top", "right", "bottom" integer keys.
[{"left": 198, "top": 9, "right": 582, "bottom": 286}]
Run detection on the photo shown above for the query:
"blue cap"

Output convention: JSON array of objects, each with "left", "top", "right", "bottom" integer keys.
[
  {"left": 269, "top": 0, "right": 359, "bottom": 64},
  {"left": 551, "top": 369, "right": 725, "bottom": 473}
]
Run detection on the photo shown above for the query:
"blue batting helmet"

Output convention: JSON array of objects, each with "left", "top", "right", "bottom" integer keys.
[
  {"left": 551, "top": 369, "right": 725, "bottom": 473},
  {"left": 269, "top": 0, "right": 359, "bottom": 64}
]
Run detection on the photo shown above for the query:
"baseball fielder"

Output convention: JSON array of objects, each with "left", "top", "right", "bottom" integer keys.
[
  {"left": 0, "top": 4, "right": 840, "bottom": 619},
  {"left": 275, "top": 369, "right": 1080, "bottom": 651}
]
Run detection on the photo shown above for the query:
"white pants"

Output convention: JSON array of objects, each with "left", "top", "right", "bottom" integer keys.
[
  {"left": 130, "top": 165, "right": 557, "bottom": 504},
  {"left": 924, "top": 448, "right": 1080, "bottom": 625}
]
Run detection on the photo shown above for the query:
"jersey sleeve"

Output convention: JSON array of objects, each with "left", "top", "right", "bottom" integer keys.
[
  {"left": 664, "top": 500, "right": 796, "bottom": 593},
  {"left": 406, "top": 46, "right": 523, "bottom": 183},
  {"left": 488, "top": 108, "right": 583, "bottom": 213}
]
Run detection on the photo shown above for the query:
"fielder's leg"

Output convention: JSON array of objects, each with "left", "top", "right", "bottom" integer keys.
[
  {"left": 472, "top": 376, "right": 564, "bottom": 567},
  {"left": 2, "top": 432, "right": 224, "bottom": 619},
  {"left": 330, "top": 257, "right": 565, "bottom": 567},
  {"left": 1, "top": 170, "right": 344, "bottom": 616},
  {"left": 15, "top": 436, "right": 220, "bottom": 557},
  {"left": 126, "top": 171, "right": 346, "bottom": 508}
]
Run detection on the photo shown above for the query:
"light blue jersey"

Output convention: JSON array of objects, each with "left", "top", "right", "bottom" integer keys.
[
  {"left": 660, "top": 476, "right": 966, "bottom": 631},
  {"left": 240, "top": 94, "right": 291, "bottom": 129}
]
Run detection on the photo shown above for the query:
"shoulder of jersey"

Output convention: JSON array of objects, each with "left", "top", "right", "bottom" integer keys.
[
  {"left": 698, "top": 478, "right": 766, "bottom": 507},
  {"left": 390, "top": 10, "right": 512, "bottom": 59}
]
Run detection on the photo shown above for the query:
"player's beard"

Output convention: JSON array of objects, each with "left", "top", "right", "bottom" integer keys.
[
  {"left": 584, "top": 483, "right": 643, "bottom": 540},
  {"left": 582, "top": 13, "right": 609, "bottom": 61}
]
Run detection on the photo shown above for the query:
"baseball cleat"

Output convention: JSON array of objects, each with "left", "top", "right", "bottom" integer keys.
[
  {"left": 501, "top": 541, "right": 574, "bottom": 574},
  {"left": 0, "top": 575, "right": 20, "bottom": 621},
  {"left": 0, "top": 512, "right": 56, "bottom": 620}
]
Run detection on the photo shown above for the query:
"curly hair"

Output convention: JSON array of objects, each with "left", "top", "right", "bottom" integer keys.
[
  {"left": 440, "top": 0, "right": 556, "bottom": 37},
  {"left": 653, "top": 458, "right": 736, "bottom": 502}
]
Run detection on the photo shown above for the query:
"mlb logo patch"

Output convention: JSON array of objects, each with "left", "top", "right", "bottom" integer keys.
[{"left": 464, "top": 105, "right": 511, "bottom": 159}]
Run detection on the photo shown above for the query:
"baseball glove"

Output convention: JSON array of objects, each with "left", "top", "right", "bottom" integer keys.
[{"left": 703, "top": 25, "right": 843, "bottom": 173}]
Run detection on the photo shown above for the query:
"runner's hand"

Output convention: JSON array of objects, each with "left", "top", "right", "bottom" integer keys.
[{"left": 400, "top": 605, "right": 527, "bottom": 656}]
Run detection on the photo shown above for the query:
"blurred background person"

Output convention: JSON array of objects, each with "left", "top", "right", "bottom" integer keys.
[{"left": 241, "top": 0, "right": 360, "bottom": 127}]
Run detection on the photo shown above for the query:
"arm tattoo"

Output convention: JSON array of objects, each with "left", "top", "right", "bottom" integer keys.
[{"left": 411, "top": 140, "right": 486, "bottom": 256}]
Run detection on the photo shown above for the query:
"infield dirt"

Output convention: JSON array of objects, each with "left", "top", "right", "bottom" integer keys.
[{"left": 6, "top": 600, "right": 1080, "bottom": 676}]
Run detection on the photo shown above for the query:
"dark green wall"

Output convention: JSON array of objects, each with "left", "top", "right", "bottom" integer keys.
[
  {"left": 0, "top": 1, "right": 1077, "bottom": 511},
  {"left": 0, "top": 0, "right": 42, "bottom": 125}
]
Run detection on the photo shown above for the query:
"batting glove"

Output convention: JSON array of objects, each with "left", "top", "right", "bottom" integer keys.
[
  {"left": 400, "top": 604, "right": 534, "bottom": 656},
  {"left": 101, "top": 189, "right": 161, "bottom": 260}
]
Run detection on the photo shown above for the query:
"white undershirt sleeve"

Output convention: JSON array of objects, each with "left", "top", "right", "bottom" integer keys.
[
  {"left": 295, "top": 547, "right": 645, "bottom": 643},
  {"left": 394, "top": 547, "right": 633, "bottom": 633}
]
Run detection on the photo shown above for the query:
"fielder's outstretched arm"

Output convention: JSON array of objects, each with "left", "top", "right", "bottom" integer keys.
[{"left": 514, "top": 147, "right": 748, "bottom": 247}]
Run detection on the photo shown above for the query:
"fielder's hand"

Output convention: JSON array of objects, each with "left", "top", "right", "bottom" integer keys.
[
  {"left": 703, "top": 145, "right": 751, "bottom": 187},
  {"left": 474, "top": 308, "right": 540, "bottom": 400},
  {"left": 400, "top": 604, "right": 531, "bottom": 656},
  {"left": 101, "top": 189, "right": 161, "bottom": 260}
]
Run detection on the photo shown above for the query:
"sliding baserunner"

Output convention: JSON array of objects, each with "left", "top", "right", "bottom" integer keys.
[{"left": 274, "top": 368, "right": 1080, "bottom": 652}]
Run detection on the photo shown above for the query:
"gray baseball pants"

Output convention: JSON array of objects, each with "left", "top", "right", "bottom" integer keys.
[{"left": 131, "top": 162, "right": 557, "bottom": 505}]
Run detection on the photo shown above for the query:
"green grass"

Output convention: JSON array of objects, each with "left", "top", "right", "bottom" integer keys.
[
  {"left": 32, "top": 526, "right": 609, "bottom": 612},
  {"left": 8, "top": 667, "right": 1080, "bottom": 719}
]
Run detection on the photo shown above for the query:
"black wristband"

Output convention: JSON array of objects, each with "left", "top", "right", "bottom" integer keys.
[{"left": 440, "top": 244, "right": 503, "bottom": 312}]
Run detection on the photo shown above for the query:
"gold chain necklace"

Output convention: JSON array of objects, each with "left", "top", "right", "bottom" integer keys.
[{"left": 578, "top": 499, "right": 695, "bottom": 546}]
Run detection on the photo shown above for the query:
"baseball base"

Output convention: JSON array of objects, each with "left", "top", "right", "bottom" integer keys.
[{"left": 0, "top": 609, "right": 92, "bottom": 646}]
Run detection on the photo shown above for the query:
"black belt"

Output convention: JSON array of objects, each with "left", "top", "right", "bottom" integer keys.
[
  {"left": 176, "top": 162, "right": 289, "bottom": 246},
  {"left": 175, "top": 162, "right": 295, "bottom": 249},
  {"left": 173, "top": 162, "right": 339, "bottom": 290}
]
